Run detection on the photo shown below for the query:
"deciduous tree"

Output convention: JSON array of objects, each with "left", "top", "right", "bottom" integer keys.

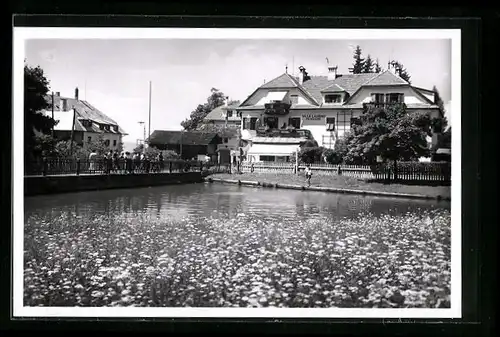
[
  {"left": 24, "top": 63, "right": 57, "bottom": 160},
  {"left": 181, "top": 88, "right": 227, "bottom": 131},
  {"left": 344, "top": 103, "right": 432, "bottom": 164}
]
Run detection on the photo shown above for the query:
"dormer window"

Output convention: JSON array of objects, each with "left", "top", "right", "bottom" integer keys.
[
  {"left": 324, "top": 94, "right": 342, "bottom": 104},
  {"left": 105, "top": 125, "right": 110, "bottom": 131},
  {"left": 113, "top": 125, "right": 119, "bottom": 132},
  {"left": 371, "top": 93, "right": 385, "bottom": 103},
  {"left": 99, "top": 124, "right": 104, "bottom": 130},
  {"left": 81, "top": 119, "right": 92, "bottom": 128},
  {"left": 387, "top": 93, "right": 404, "bottom": 103}
]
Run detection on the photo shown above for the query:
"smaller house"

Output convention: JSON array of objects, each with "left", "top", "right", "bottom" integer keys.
[
  {"left": 41, "top": 88, "right": 127, "bottom": 149},
  {"left": 203, "top": 102, "right": 241, "bottom": 129},
  {"left": 148, "top": 130, "right": 221, "bottom": 160}
]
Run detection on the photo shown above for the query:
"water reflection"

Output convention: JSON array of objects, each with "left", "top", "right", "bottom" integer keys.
[{"left": 25, "top": 183, "right": 450, "bottom": 223}]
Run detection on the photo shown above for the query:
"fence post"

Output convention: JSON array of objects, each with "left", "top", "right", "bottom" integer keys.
[
  {"left": 169, "top": 161, "right": 172, "bottom": 173},
  {"left": 337, "top": 165, "right": 342, "bottom": 176},
  {"left": 76, "top": 158, "right": 80, "bottom": 176},
  {"left": 42, "top": 157, "right": 47, "bottom": 176},
  {"left": 393, "top": 161, "right": 398, "bottom": 182}
]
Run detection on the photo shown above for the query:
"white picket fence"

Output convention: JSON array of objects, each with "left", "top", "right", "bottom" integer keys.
[
  {"left": 234, "top": 161, "right": 450, "bottom": 183},
  {"left": 238, "top": 162, "right": 375, "bottom": 179}
]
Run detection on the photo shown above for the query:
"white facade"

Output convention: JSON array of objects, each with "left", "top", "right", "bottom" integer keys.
[{"left": 236, "top": 69, "right": 441, "bottom": 161}]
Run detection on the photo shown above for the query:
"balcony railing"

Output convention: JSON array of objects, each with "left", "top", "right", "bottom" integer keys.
[
  {"left": 362, "top": 102, "right": 406, "bottom": 109},
  {"left": 255, "top": 128, "right": 313, "bottom": 139}
]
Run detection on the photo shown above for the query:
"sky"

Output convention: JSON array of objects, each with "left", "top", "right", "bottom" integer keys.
[{"left": 25, "top": 38, "right": 452, "bottom": 145}]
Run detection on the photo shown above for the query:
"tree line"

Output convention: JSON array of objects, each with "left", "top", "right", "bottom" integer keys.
[{"left": 349, "top": 45, "right": 411, "bottom": 84}]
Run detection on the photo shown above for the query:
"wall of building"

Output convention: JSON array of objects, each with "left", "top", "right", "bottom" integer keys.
[
  {"left": 25, "top": 172, "right": 203, "bottom": 196},
  {"left": 84, "top": 132, "right": 123, "bottom": 150}
]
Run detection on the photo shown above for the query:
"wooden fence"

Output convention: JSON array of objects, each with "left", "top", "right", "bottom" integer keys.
[
  {"left": 26, "top": 157, "right": 231, "bottom": 176},
  {"left": 234, "top": 161, "right": 451, "bottom": 185}
]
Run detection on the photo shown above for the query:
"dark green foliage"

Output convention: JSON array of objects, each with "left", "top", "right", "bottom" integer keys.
[
  {"left": 350, "top": 45, "right": 365, "bottom": 74},
  {"left": 374, "top": 59, "right": 382, "bottom": 73},
  {"left": 344, "top": 103, "right": 432, "bottom": 164},
  {"left": 390, "top": 60, "right": 411, "bottom": 83},
  {"left": 363, "top": 55, "right": 374, "bottom": 73},
  {"left": 181, "top": 88, "right": 227, "bottom": 130},
  {"left": 298, "top": 146, "right": 326, "bottom": 164},
  {"left": 24, "top": 64, "right": 57, "bottom": 160}
]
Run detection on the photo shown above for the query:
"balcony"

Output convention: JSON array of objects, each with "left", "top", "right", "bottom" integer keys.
[
  {"left": 255, "top": 127, "right": 313, "bottom": 139},
  {"left": 264, "top": 102, "right": 291, "bottom": 115},
  {"left": 362, "top": 102, "right": 406, "bottom": 109}
]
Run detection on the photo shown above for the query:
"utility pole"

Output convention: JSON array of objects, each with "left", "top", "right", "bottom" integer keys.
[
  {"left": 180, "top": 129, "right": 183, "bottom": 158},
  {"left": 148, "top": 81, "right": 152, "bottom": 149},
  {"left": 51, "top": 92, "right": 54, "bottom": 137},
  {"left": 69, "top": 107, "right": 77, "bottom": 156},
  {"left": 138, "top": 121, "right": 145, "bottom": 153}
]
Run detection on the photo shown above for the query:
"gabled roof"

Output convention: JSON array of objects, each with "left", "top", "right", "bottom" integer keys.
[
  {"left": 148, "top": 130, "right": 220, "bottom": 146},
  {"left": 204, "top": 104, "right": 241, "bottom": 122},
  {"left": 42, "top": 95, "right": 127, "bottom": 135},
  {"left": 321, "top": 83, "right": 346, "bottom": 92},
  {"left": 361, "top": 70, "right": 409, "bottom": 86},
  {"left": 241, "top": 69, "right": 436, "bottom": 109},
  {"left": 261, "top": 73, "right": 299, "bottom": 88}
]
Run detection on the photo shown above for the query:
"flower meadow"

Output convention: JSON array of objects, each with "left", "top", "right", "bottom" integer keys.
[{"left": 24, "top": 209, "right": 451, "bottom": 308}]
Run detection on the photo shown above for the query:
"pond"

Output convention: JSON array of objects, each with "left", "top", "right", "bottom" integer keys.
[{"left": 24, "top": 183, "right": 451, "bottom": 308}]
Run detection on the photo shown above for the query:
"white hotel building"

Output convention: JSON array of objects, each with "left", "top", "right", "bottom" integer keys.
[{"left": 234, "top": 64, "right": 442, "bottom": 163}]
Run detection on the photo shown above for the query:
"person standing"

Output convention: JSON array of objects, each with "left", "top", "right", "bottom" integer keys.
[
  {"left": 88, "top": 149, "right": 97, "bottom": 172},
  {"left": 304, "top": 164, "right": 312, "bottom": 187}
]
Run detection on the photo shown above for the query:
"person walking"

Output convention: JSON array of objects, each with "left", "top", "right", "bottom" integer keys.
[{"left": 304, "top": 164, "right": 312, "bottom": 187}]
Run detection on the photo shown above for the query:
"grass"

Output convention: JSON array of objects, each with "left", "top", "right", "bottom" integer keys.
[
  {"left": 213, "top": 173, "right": 451, "bottom": 199},
  {"left": 24, "top": 209, "right": 451, "bottom": 308}
]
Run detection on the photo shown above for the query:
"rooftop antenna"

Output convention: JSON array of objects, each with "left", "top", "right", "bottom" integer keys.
[
  {"left": 292, "top": 56, "right": 295, "bottom": 76},
  {"left": 285, "top": 64, "right": 288, "bottom": 74},
  {"left": 326, "top": 57, "right": 329, "bottom": 64}
]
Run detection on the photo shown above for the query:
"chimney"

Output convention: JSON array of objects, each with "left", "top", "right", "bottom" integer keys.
[
  {"left": 56, "top": 92, "right": 60, "bottom": 97},
  {"left": 298, "top": 66, "right": 306, "bottom": 85},
  {"left": 75, "top": 87, "right": 79, "bottom": 100},
  {"left": 62, "top": 98, "right": 68, "bottom": 111},
  {"left": 328, "top": 65, "right": 338, "bottom": 81}
]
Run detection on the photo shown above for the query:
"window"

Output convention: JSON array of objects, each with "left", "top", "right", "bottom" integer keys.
[
  {"left": 227, "top": 111, "right": 233, "bottom": 117},
  {"left": 113, "top": 139, "right": 117, "bottom": 146},
  {"left": 104, "top": 139, "right": 110, "bottom": 146},
  {"left": 105, "top": 125, "right": 110, "bottom": 131},
  {"left": 350, "top": 117, "right": 361, "bottom": 127},
  {"left": 288, "top": 117, "right": 301, "bottom": 129},
  {"left": 290, "top": 95, "right": 299, "bottom": 104},
  {"left": 223, "top": 138, "right": 228, "bottom": 143},
  {"left": 242, "top": 117, "right": 247, "bottom": 129},
  {"left": 386, "top": 93, "right": 404, "bottom": 103},
  {"left": 325, "top": 94, "right": 342, "bottom": 104},
  {"left": 326, "top": 117, "right": 335, "bottom": 131},
  {"left": 237, "top": 111, "right": 242, "bottom": 118},
  {"left": 260, "top": 155, "right": 275, "bottom": 162},
  {"left": 87, "top": 136, "right": 92, "bottom": 143},
  {"left": 99, "top": 124, "right": 104, "bottom": 130},
  {"left": 371, "top": 93, "right": 385, "bottom": 103},
  {"left": 113, "top": 125, "right": 119, "bottom": 132},
  {"left": 263, "top": 116, "right": 278, "bottom": 129},
  {"left": 250, "top": 117, "right": 258, "bottom": 130}
]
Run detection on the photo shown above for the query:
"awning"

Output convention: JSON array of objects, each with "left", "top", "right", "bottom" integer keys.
[
  {"left": 247, "top": 143, "right": 299, "bottom": 156},
  {"left": 257, "top": 91, "right": 288, "bottom": 105}
]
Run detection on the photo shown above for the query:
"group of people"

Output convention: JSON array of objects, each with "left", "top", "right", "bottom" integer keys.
[{"left": 88, "top": 150, "right": 164, "bottom": 174}]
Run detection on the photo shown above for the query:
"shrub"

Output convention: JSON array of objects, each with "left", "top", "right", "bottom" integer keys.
[{"left": 298, "top": 146, "right": 325, "bottom": 164}]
